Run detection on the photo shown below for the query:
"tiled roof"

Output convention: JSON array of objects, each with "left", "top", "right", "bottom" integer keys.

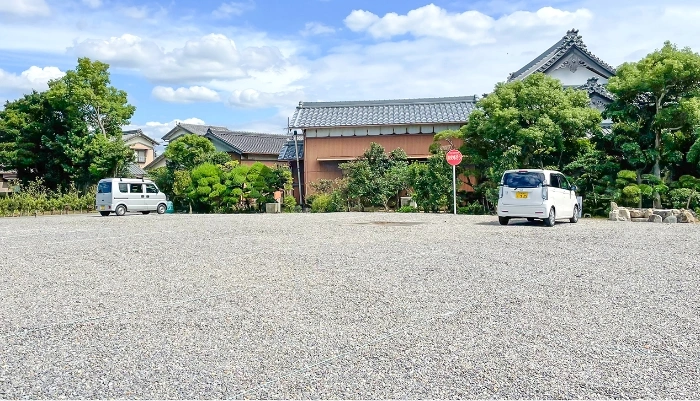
[
  {"left": 122, "top": 129, "right": 160, "bottom": 145},
  {"left": 125, "top": 163, "right": 146, "bottom": 177},
  {"left": 508, "top": 29, "right": 616, "bottom": 82},
  {"left": 278, "top": 139, "right": 304, "bottom": 161},
  {"left": 143, "top": 153, "right": 165, "bottom": 170},
  {"left": 576, "top": 77, "right": 615, "bottom": 101},
  {"left": 289, "top": 96, "right": 477, "bottom": 128},
  {"left": 162, "top": 123, "right": 229, "bottom": 141},
  {"left": 205, "top": 128, "right": 291, "bottom": 155}
]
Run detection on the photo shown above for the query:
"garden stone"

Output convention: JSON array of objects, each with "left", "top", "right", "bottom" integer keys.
[
  {"left": 678, "top": 210, "right": 697, "bottom": 223},
  {"left": 629, "top": 209, "right": 645, "bottom": 218},
  {"left": 618, "top": 208, "right": 631, "bottom": 221},
  {"left": 649, "top": 214, "right": 663, "bottom": 223},
  {"left": 609, "top": 210, "right": 620, "bottom": 221},
  {"left": 610, "top": 202, "right": 619, "bottom": 211},
  {"left": 654, "top": 209, "right": 673, "bottom": 219},
  {"left": 643, "top": 208, "right": 654, "bottom": 218},
  {"left": 663, "top": 215, "right": 677, "bottom": 224}
]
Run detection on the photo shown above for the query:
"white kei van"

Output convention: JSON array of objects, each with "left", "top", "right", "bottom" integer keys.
[
  {"left": 496, "top": 169, "right": 580, "bottom": 227},
  {"left": 95, "top": 178, "right": 168, "bottom": 216}
]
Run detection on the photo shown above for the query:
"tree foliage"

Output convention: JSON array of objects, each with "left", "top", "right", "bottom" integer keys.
[
  {"left": 605, "top": 41, "right": 700, "bottom": 206},
  {"left": 0, "top": 57, "right": 134, "bottom": 190}
]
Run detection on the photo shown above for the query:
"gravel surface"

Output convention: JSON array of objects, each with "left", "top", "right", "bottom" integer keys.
[{"left": 0, "top": 212, "right": 699, "bottom": 399}]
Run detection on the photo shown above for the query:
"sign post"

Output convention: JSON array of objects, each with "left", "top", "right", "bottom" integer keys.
[{"left": 445, "top": 149, "right": 463, "bottom": 215}]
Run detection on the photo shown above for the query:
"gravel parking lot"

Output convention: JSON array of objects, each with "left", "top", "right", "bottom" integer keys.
[{"left": 1, "top": 212, "right": 699, "bottom": 399}]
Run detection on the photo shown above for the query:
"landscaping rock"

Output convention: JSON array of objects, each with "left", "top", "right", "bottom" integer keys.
[
  {"left": 618, "top": 208, "right": 631, "bottom": 221},
  {"left": 609, "top": 210, "right": 620, "bottom": 221},
  {"left": 631, "top": 218, "right": 648, "bottom": 223},
  {"left": 654, "top": 209, "right": 673, "bottom": 219},
  {"left": 610, "top": 202, "right": 619, "bottom": 211},
  {"left": 649, "top": 214, "right": 663, "bottom": 223},
  {"left": 678, "top": 210, "right": 698, "bottom": 223},
  {"left": 643, "top": 208, "right": 654, "bottom": 218},
  {"left": 663, "top": 215, "right": 678, "bottom": 224},
  {"left": 629, "top": 209, "right": 645, "bottom": 218}
]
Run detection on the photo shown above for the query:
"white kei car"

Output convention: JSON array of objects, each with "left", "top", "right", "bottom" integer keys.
[{"left": 496, "top": 169, "right": 580, "bottom": 227}]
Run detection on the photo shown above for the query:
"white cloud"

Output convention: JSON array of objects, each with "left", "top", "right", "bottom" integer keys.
[
  {"left": 81, "top": 0, "right": 102, "bottom": 9},
  {"left": 70, "top": 33, "right": 296, "bottom": 84},
  {"left": 0, "top": 66, "right": 64, "bottom": 92},
  {"left": 121, "top": 6, "right": 149, "bottom": 19},
  {"left": 152, "top": 86, "right": 221, "bottom": 103},
  {"left": 0, "top": 0, "right": 49, "bottom": 17},
  {"left": 228, "top": 88, "right": 304, "bottom": 108},
  {"left": 300, "top": 22, "right": 336, "bottom": 36},
  {"left": 344, "top": 4, "right": 592, "bottom": 44},
  {"left": 212, "top": 1, "right": 255, "bottom": 18}
]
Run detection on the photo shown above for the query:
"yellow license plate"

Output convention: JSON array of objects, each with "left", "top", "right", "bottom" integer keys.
[
  {"left": 516, "top": 192, "right": 528, "bottom": 199},
  {"left": 100, "top": 206, "right": 106, "bottom": 210}
]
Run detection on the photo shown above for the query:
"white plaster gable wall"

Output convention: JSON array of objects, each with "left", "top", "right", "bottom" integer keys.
[{"left": 546, "top": 66, "right": 609, "bottom": 86}]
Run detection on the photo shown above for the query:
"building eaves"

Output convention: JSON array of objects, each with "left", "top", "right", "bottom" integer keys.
[
  {"left": 277, "top": 139, "right": 304, "bottom": 161},
  {"left": 507, "top": 29, "right": 617, "bottom": 82},
  {"left": 143, "top": 153, "right": 165, "bottom": 170},
  {"left": 205, "top": 129, "right": 291, "bottom": 155},
  {"left": 289, "top": 96, "right": 477, "bottom": 129},
  {"left": 162, "top": 122, "right": 229, "bottom": 141}
]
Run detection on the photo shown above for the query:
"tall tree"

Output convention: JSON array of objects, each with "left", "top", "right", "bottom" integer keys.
[
  {"left": 0, "top": 58, "right": 135, "bottom": 189},
  {"left": 437, "top": 73, "right": 602, "bottom": 208},
  {"left": 605, "top": 41, "right": 700, "bottom": 207}
]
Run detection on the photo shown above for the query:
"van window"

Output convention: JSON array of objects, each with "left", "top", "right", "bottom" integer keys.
[
  {"left": 503, "top": 172, "right": 545, "bottom": 188},
  {"left": 550, "top": 174, "right": 560, "bottom": 188},
  {"left": 119, "top": 183, "right": 128, "bottom": 193},
  {"left": 145, "top": 184, "right": 159, "bottom": 194},
  {"left": 557, "top": 174, "right": 570, "bottom": 190},
  {"left": 97, "top": 182, "right": 112, "bottom": 193},
  {"left": 129, "top": 183, "right": 143, "bottom": 193}
]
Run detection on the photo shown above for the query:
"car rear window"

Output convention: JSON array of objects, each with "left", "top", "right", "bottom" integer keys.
[
  {"left": 97, "top": 182, "right": 112, "bottom": 193},
  {"left": 503, "top": 172, "right": 545, "bottom": 188}
]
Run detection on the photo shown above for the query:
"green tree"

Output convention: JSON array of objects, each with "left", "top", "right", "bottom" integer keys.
[
  {"left": 605, "top": 41, "right": 700, "bottom": 207},
  {"left": 339, "top": 143, "right": 411, "bottom": 210},
  {"left": 0, "top": 58, "right": 135, "bottom": 189},
  {"left": 409, "top": 152, "right": 452, "bottom": 212},
  {"left": 439, "top": 73, "right": 601, "bottom": 210},
  {"left": 163, "top": 134, "right": 229, "bottom": 172}
]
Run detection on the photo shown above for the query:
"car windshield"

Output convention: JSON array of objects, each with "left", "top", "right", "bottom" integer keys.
[
  {"left": 97, "top": 182, "right": 112, "bottom": 194},
  {"left": 503, "top": 172, "right": 545, "bottom": 188}
]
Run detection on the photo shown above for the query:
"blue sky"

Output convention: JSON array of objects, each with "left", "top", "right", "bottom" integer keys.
[{"left": 2, "top": 0, "right": 700, "bottom": 143}]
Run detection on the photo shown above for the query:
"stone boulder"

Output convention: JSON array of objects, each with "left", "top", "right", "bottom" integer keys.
[
  {"left": 663, "top": 215, "right": 678, "bottom": 224},
  {"left": 609, "top": 210, "right": 619, "bottom": 221},
  {"left": 610, "top": 202, "right": 619, "bottom": 211},
  {"left": 678, "top": 210, "right": 698, "bottom": 223},
  {"left": 643, "top": 208, "right": 654, "bottom": 218},
  {"left": 618, "top": 208, "right": 631, "bottom": 221},
  {"left": 629, "top": 209, "right": 645, "bottom": 218},
  {"left": 649, "top": 214, "right": 663, "bottom": 223},
  {"left": 653, "top": 209, "right": 674, "bottom": 219}
]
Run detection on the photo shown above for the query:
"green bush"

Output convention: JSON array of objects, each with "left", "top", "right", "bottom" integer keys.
[
  {"left": 397, "top": 205, "right": 418, "bottom": 213},
  {"left": 0, "top": 179, "right": 96, "bottom": 217},
  {"left": 283, "top": 195, "right": 297, "bottom": 212},
  {"left": 458, "top": 201, "right": 487, "bottom": 215},
  {"left": 310, "top": 194, "right": 331, "bottom": 213}
]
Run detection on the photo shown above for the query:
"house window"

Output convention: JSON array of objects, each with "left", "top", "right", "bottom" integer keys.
[{"left": 134, "top": 149, "right": 147, "bottom": 163}]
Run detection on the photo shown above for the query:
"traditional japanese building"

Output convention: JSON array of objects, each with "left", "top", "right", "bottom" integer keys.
[{"left": 283, "top": 28, "right": 618, "bottom": 199}]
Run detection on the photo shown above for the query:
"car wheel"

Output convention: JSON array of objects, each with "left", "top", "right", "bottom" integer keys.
[
  {"left": 543, "top": 207, "right": 555, "bottom": 227},
  {"left": 99, "top": 211, "right": 110, "bottom": 217},
  {"left": 115, "top": 205, "right": 126, "bottom": 216},
  {"left": 141, "top": 211, "right": 150, "bottom": 215},
  {"left": 570, "top": 205, "right": 579, "bottom": 223},
  {"left": 157, "top": 203, "right": 166, "bottom": 214},
  {"left": 498, "top": 216, "right": 510, "bottom": 225}
]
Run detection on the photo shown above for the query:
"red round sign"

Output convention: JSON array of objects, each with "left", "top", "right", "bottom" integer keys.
[{"left": 445, "top": 149, "right": 463, "bottom": 166}]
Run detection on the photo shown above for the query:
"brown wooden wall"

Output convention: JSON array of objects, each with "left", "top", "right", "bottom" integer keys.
[{"left": 303, "top": 134, "right": 465, "bottom": 195}]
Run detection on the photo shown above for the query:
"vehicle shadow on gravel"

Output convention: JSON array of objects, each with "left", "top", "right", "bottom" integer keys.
[{"left": 474, "top": 219, "right": 576, "bottom": 226}]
